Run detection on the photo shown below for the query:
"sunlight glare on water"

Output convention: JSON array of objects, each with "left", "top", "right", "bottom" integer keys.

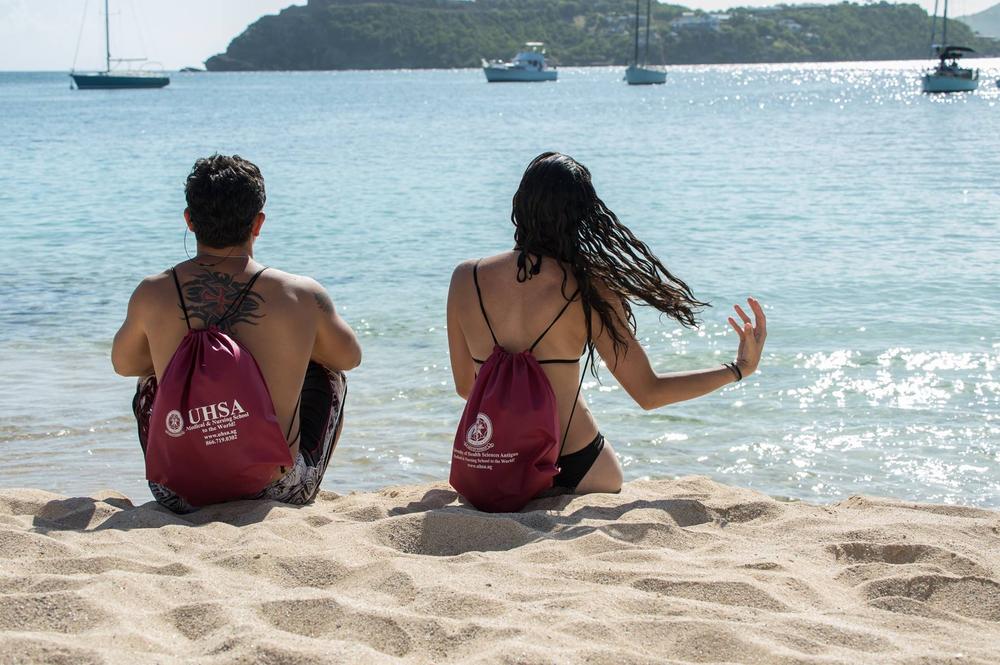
[{"left": 0, "top": 61, "right": 998, "bottom": 506}]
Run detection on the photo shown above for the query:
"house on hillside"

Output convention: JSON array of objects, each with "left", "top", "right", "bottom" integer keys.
[
  {"left": 600, "top": 13, "right": 636, "bottom": 34},
  {"left": 670, "top": 12, "right": 730, "bottom": 32}
]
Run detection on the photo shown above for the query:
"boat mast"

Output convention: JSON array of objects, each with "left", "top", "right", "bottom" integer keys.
[
  {"left": 634, "top": 0, "right": 640, "bottom": 66},
  {"left": 929, "top": 0, "right": 939, "bottom": 50},
  {"left": 104, "top": 0, "right": 111, "bottom": 73},
  {"left": 644, "top": 0, "right": 652, "bottom": 66},
  {"left": 942, "top": 0, "right": 948, "bottom": 47}
]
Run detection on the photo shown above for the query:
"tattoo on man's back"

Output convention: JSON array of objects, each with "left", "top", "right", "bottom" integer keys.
[{"left": 180, "top": 270, "right": 265, "bottom": 332}]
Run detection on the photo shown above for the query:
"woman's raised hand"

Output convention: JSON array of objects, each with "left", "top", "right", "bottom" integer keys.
[{"left": 727, "top": 297, "right": 767, "bottom": 378}]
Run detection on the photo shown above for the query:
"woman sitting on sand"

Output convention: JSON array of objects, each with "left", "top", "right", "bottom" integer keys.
[{"left": 446, "top": 152, "right": 766, "bottom": 497}]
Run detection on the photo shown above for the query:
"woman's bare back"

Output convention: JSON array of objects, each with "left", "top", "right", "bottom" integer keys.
[{"left": 451, "top": 251, "right": 599, "bottom": 454}]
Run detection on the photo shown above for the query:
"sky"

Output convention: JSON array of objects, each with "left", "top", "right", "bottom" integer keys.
[
  {"left": 0, "top": 0, "right": 306, "bottom": 71},
  {"left": 0, "top": 0, "right": 994, "bottom": 71}
]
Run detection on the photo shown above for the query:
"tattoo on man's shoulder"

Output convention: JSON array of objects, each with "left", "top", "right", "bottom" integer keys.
[
  {"left": 179, "top": 270, "right": 266, "bottom": 332},
  {"left": 314, "top": 291, "right": 333, "bottom": 314}
]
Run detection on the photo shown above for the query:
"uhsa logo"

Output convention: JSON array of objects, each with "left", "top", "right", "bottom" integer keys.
[
  {"left": 164, "top": 400, "right": 247, "bottom": 437},
  {"left": 464, "top": 412, "right": 494, "bottom": 452}
]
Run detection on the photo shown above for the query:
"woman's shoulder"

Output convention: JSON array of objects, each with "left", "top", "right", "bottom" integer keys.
[
  {"left": 451, "top": 258, "right": 477, "bottom": 274},
  {"left": 451, "top": 252, "right": 516, "bottom": 277}
]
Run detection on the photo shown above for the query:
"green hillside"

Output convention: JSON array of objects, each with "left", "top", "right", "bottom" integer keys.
[
  {"left": 958, "top": 2, "right": 1000, "bottom": 38},
  {"left": 205, "top": 0, "right": 1000, "bottom": 70}
]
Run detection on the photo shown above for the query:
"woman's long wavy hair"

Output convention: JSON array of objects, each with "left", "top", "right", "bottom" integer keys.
[{"left": 512, "top": 152, "right": 707, "bottom": 366}]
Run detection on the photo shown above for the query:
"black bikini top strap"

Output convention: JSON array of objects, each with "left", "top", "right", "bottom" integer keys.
[
  {"left": 218, "top": 267, "right": 267, "bottom": 325},
  {"left": 170, "top": 268, "right": 191, "bottom": 330},
  {"left": 528, "top": 289, "right": 580, "bottom": 353},
  {"left": 472, "top": 261, "right": 499, "bottom": 347}
]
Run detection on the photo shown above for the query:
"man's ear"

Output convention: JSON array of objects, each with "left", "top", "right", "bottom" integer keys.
[
  {"left": 184, "top": 208, "right": 194, "bottom": 232},
  {"left": 252, "top": 211, "right": 266, "bottom": 237}
]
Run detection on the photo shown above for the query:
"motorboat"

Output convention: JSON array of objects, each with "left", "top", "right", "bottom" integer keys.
[{"left": 483, "top": 43, "right": 557, "bottom": 82}]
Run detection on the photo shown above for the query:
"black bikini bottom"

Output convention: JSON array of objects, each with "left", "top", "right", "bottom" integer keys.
[{"left": 554, "top": 433, "right": 605, "bottom": 490}]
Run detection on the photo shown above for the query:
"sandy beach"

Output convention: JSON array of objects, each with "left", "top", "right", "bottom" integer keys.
[{"left": 0, "top": 477, "right": 995, "bottom": 663}]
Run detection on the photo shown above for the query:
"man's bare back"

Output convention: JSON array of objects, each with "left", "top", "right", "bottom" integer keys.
[
  {"left": 116, "top": 259, "right": 360, "bottom": 465},
  {"left": 112, "top": 154, "right": 361, "bottom": 510}
]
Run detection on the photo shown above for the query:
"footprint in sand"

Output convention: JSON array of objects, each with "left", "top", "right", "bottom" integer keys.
[
  {"left": 333, "top": 565, "right": 418, "bottom": 605},
  {"left": 0, "top": 576, "right": 92, "bottom": 595},
  {"left": 164, "top": 602, "right": 230, "bottom": 641},
  {"left": 23, "top": 556, "right": 192, "bottom": 578},
  {"left": 628, "top": 619, "right": 780, "bottom": 663},
  {"left": 370, "top": 512, "right": 537, "bottom": 556},
  {"left": 863, "top": 574, "right": 1000, "bottom": 622},
  {"left": 0, "top": 637, "right": 101, "bottom": 665},
  {"left": 595, "top": 521, "right": 714, "bottom": 549},
  {"left": 713, "top": 499, "right": 786, "bottom": 524},
  {"left": 258, "top": 597, "right": 412, "bottom": 657},
  {"left": 0, "top": 530, "right": 77, "bottom": 559},
  {"left": 562, "top": 498, "right": 716, "bottom": 527},
  {"left": 410, "top": 587, "right": 505, "bottom": 619},
  {"left": 632, "top": 577, "right": 790, "bottom": 612},
  {"left": 828, "top": 541, "right": 994, "bottom": 585},
  {"left": 757, "top": 618, "right": 895, "bottom": 656},
  {"left": 304, "top": 514, "right": 335, "bottom": 527},
  {"left": 0, "top": 592, "right": 105, "bottom": 633},
  {"left": 212, "top": 552, "right": 350, "bottom": 589}
]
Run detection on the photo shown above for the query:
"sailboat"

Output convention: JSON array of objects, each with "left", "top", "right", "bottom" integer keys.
[
  {"left": 922, "top": 0, "right": 978, "bottom": 93},
  {"left": 625, "top": 0, "right": 666, "bottom": 85},
  {"left": 70, "top": 0, "right": 169, "bottom": 90}
]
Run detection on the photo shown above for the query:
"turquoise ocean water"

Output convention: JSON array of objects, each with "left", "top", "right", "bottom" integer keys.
[{"left": 1, "top": 62, "right": 998, "bottom": 507}]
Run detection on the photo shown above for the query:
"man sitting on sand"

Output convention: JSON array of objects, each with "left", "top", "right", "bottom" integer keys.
[{"left": 112, "top": 154, "right": 361, "bottom": 512}]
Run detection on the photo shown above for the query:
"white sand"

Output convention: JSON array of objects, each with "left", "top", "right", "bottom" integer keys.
[{"left": 0, "top": 476, "right": 997, "bottom": 664}]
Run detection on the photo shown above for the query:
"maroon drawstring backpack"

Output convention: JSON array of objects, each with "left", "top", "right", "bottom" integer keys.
[
  {"left": 145, "top": 267, "right": 294, "bottom": 507},
  {"left": 450, "top": 261, "right": 592, "bottom": 513}
]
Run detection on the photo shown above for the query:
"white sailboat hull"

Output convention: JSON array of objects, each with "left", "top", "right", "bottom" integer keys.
[
  {"left": 922, "top": 72, "right": 979, "bottom": 93},
  {"left": 625, "top": 65, "right": 666, "bottom": 85}
]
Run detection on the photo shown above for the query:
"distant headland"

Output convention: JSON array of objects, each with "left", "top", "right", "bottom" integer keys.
[{"left": 205, "top": 0, "right": 1000, "bottom": 71}]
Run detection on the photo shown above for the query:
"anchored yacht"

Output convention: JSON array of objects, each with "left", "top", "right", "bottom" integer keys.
[
  {"left": 483, "top": 43, "right": 557, "bottom": 82},
  {"left": 921, "top": 0, "right": 978, "bottom": 93},
  {"left": 922, "top": 46, "right": 979, "bottom": 93},
  {"left": 625, "top": 0, "right": 666, "bottom": 85},
  {"left": 70, "top": 0, "right": 169, "bottom": 89}
]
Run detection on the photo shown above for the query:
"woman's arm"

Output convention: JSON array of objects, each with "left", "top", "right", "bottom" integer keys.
[
  {"left": 596, "top": 295, "right": 767, "bottom": 411},
  {"left": 447, "top": 262, "right": 477, "bottom": 399}
]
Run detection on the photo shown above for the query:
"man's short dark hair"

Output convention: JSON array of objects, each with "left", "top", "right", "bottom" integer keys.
[{"left": 184, "top": 154, "right": 266, "bottom": 249}]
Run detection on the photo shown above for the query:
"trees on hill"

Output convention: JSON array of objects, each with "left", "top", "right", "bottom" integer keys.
[{"left": 205, "top": 0, "right": 999, "bottom": 71}]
